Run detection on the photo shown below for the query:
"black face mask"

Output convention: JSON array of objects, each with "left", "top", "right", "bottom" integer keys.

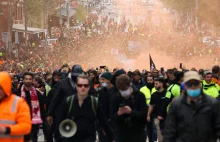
[{"left": 71, "top": 75, "right": 77, "bottom": 82}]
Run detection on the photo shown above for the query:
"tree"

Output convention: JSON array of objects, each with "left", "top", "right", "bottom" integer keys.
[
  {"left": 162, "top": 0, "right": 195, "bottom": 12},
  {"left": 26, "top": 0, "right": 44, "bottom": 27},
  {"left": 74, "top": 5, "right": 88, "bottom": 22},
  {"left": 26, "top": 0, "right": 61, "bottom": 28},
  {"left": 162, "top": 0, "right": 220, "bottom": 28},
  {"left": 198, "top": 0, "right": 220, "bottom": 28},
  {"left": 7, "top": 0, "right": 21, "bottom": 57}
]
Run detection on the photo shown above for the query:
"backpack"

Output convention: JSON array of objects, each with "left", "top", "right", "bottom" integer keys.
[{"left": 66, "top": 95, "right": 98, "bottom": 117}]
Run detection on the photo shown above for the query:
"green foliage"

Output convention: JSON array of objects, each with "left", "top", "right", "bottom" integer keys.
[
  {"left": 0, "top": 6, "right": 2, "bottom": 14},
  {"left": 74, "top": 6, "right": 88, "bottom": 22},
  {"left": 26, "top": 0, "right": 60, "bottom": 27},
  {"left": 161, "top": 0, "right": 195, "bottom": 12},
  {"left": 26, "top": 0, "right": 44, "bottom": 27},
  {"left": 198, "top": 0, "right": 220, "bottom": 28},
  {"left": 162, "top": 0, "right": 220, "bottom": 28}
]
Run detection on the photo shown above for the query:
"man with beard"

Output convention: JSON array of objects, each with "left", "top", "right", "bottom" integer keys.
[
  {"left": 47, "top": 65, "right": 97, "bottom": 142},
  {"left": 140, "top": 75, "right": 157, "bottom": 105},
  {"left": 140, "top": 75, "right": 157, "bottom": 142},
  {"left": 212, "top": 65, "right": 220, "bottom": 86},
  {"left": 158, "top": 71, "right": 184, "bottom": 122},
  {"left": 16, "top": 72, "right": 45, "bottom": 142},
  {"left": 147, "top": 78, "right": 166, "bottom": 142},
  {"left": 33, "top": 76, "right": 45, "bottom": 95},
  {"left": 132, "top": 70, "right": 145, "bottom": 90},
  {"left": 12, "top": 75, "right": 20, "bottom": 94},
  {"left": 89, "top": 69, "right": 99, "bottom": 89}
]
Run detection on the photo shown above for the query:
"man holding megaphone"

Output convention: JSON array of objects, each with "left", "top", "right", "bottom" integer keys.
[{"left": 57, "top": 75, "right": 114, "bottom": 142}]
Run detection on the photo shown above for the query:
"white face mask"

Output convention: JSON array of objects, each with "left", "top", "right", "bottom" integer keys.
[
  {"left": 119, "top": 88, "right": 131, "bottom": 98},
  {"left": 101, "top": 82, "right": 108, "bottom": 87}
]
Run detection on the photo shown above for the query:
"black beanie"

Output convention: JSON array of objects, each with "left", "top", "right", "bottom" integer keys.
[
  {"left": 101, "top": 72, "right": 113, "bottom": 81},
  {"left": 114, "top": 69, "right": 126, "bottom": 77}
]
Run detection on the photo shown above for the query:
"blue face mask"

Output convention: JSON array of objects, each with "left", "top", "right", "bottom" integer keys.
[{"left": 186, "top": 89, "right": 201, "bottom": 98}]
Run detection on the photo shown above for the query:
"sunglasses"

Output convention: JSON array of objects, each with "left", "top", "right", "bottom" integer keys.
[
  {"left": 185, "top": 81, "right": 200, "bottom": 88},
  {"left": 77, "top": 84, "right": 90, "bottom": 88}
]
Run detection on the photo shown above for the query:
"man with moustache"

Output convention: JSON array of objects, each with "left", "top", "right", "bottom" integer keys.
[
  {"left": 147, "top": 78, "right": 167, "bottom": 142},
  {"left": 16, "top": 72, "right": 45, "bottom": 142},
  {"left": 140, "top": 75, "right": 157, "bottom": 142}
]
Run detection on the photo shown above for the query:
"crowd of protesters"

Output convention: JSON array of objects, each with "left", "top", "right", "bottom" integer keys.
[
  {"left": 0, "top": 13, "right": 220, "bottom": 73},
  {"left": 0, "top": 62, "right": 219, "bottom": 142}
]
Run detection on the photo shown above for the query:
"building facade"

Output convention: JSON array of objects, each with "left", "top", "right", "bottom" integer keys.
[{"left": 0, "top": 0, "right": 24, "bottom": 39}]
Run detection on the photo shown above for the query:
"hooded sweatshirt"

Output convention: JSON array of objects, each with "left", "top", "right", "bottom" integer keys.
[{"left": 0, "top": 72, "right": 31, "bottom": 142}]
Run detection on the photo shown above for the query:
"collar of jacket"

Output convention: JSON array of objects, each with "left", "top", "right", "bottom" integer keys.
[
  {"left": 68, "top": 73, "right": 72, "bottom": 80},
  {"left": 172, "top": 81, "right": 181, "bottom": 86},
  {"left": 68, "top": 73, "right": 76, "bottom": 88},
  {"left": 202, "top": 80, "right": 216, "bottom": 89},
  {"left": 132, "top": 85, "right": 139, "bottom": 94}
]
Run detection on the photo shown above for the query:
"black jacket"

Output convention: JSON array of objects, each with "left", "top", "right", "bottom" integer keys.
[
  {"left": 58, "top": 95, "right": 113, "bottom": 142},
  {"left": 16, "top": 86, "right": 45, "bottom": 121},
  {"left": 48, "top": 76, "right": 97, "bottom": 117},
  {"left": 110, "top": 87, "right": 147, "bottom": 142},
  {"left": 98, "top": 87, "right": 111, "bottom": 119},
  {"left": 163, "top": 93, "right": 220, "bottom": 142},
  {"left": 46, "top": 82, "right": 59, "bottom": 113}
]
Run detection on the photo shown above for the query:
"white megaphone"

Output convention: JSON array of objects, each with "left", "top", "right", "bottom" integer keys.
[{"left": 59, "top": 119, "right": 77, "bottom": 138}]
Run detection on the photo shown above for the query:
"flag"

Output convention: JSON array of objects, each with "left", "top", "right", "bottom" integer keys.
[{"left": 149, "top": 54, "right": 156, "bottom": 70}]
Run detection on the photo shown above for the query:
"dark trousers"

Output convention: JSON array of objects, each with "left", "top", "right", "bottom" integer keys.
[
  {"left": 115, "top": 131, "right": 146, "bottom": 142},
  {"left": 146, "top": 121, "right": 153, "bottom": 142},
  {"left": 98, "top": 129, "right": 109, "bottom": 142},
  {"left": 24, "top": 124, "right": 40, "bottom": 142},
  {"left": 63, "top": 135, "right": 96, "bottom": 142},
  {"left": 44, "top": 121, "right": 55, "bottom": 142},
  {"left": 146, "top": 119, "right": 157, "bottom": 142}
]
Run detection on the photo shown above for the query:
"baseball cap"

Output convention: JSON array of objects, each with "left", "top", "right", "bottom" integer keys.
[
  {"left": 72, "top": 65, "right": 83, "bottom": 76},
  {"left": 203, "top": 70, "right": 212, "bottom": 77},
  {"left": 184, "top": 71, "right": 201, "bottom": 82}
]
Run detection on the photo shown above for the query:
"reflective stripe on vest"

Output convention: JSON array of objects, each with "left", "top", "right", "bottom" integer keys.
[
  {"left": 0, "top": 120, "right": 16, "bottom": 125},
  {"left": 0, "top": 135, "right": 23, "bottom": 138},
  {"left": 12, "top": 96, "right": 20, "bottom": 113},
  {"left": 0, "top": 96, "right": 23, "bottom": 138}
]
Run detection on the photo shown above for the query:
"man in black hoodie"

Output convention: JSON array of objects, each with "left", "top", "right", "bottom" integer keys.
[
  {"left": 47, "top": 65, "right": 97, "bottom": 142},
  {"left": 111, "top": 74, "right": 147, "bottom": 142},
  {"left": 47, "top": 65, "right": 83, "bottom": 141},
  {"left": 45, "top": 70, "right": 60, "bottom": 142}
]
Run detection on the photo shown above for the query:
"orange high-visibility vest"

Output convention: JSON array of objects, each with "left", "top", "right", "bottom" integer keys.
[{"left": 0, "top": 72, "right": 31, "bottom": 142}]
